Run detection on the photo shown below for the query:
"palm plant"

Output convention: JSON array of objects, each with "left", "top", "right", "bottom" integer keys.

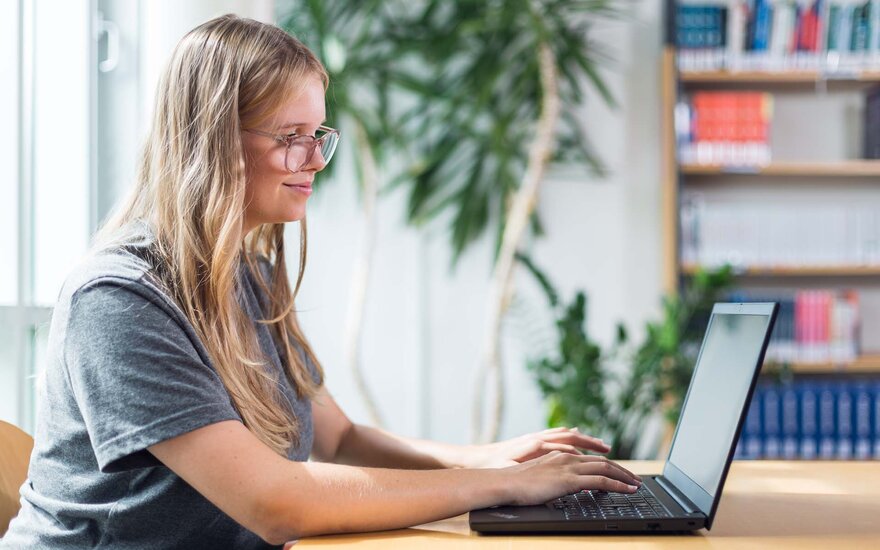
[
  {"left": 280, "top": 1, "right": 627, "bottom": 442},
  {"left": 521, "top": 257, "right": 735, "bottom": 459},
  {"left": 390, "top": 0, "right": 625, "bottom": 442}
]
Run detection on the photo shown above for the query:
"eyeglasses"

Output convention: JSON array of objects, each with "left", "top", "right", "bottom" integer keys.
[{"left": 245, "top": 125, "right": 340, "bottom": 173}]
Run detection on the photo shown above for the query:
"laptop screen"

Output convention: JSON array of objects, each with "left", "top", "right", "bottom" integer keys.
[{"left": 664, "top": 303, "right": 776, "bottom": 522}]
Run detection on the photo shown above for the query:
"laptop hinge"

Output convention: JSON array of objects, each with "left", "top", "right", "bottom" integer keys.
[{"left": 655, "top": 476, "right": 699, "bottom": 514}]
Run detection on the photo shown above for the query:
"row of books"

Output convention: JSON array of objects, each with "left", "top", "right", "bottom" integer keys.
[
  {"left": 676, "top": 92, "right": 773, "bottom": 165},
  {"left": 676, "top": 0, "right": 880, "bottom": 73},
  {"left": 680, "top": 194, "right": 880, "bottom": 267},
  {"left": 735, "top": 379, "right": 880, "bottom": 460},
  {"left": 726, "top": 290, "right": 860, "bottom": 364}
]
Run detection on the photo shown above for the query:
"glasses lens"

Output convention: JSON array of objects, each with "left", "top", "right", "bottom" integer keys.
[
  {"left": 319, "top": 132, "right": 339, "bottom": 164},
  {"left": 285, "top": 131, "right": 340, "bottom": 172}
]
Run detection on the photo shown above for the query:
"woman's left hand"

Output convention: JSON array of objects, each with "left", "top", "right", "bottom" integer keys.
[{"left": 464, "top": 427, "right": 610, "bottom": 469}]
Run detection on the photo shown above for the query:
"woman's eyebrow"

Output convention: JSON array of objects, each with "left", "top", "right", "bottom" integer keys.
[{"left": 279, "top": 120, "right": 326, "bottom": 130}]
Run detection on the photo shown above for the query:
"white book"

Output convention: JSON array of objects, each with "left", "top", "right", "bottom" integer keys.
[
  {"left": 770, "top": 1, "right": 797, "bottom": 61},
  {"left": 727, "top": 0, "right": 749, "bottom": 69}
]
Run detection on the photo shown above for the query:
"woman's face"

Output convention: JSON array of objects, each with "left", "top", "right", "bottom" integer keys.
[{"left": 241, "top": 76, "right": 327, "bottom": 234}]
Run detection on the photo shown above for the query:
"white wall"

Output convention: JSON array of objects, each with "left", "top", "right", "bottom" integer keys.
[
  {"left": 138, "top": 0, "right": 274, "bottom": 132},
  {"left": 294, "top": 1, "right": 667, "bottom": 450}
]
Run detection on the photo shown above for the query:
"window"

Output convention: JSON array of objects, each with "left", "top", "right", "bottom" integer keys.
[{"left": 1, "top": 0, "right": 92, "bottom": 433}]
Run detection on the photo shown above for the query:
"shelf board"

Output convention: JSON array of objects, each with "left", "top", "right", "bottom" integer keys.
[
  {"left": 681, "top": 264, "right": 880, "bottom": 277},
  {"left": 680, "top": 69, "right": 880, "bottom": 84},
  {"left": 681, "top": 160, "right": 880, "bottom": 177},
  {"left": 764, "top": 355, "right": 880, "bottom": 374}
]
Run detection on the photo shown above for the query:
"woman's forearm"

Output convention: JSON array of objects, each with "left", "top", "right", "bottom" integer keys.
[
  {"left": 332, "top": 423, "right": 477, "bottom": 469},
  {"left": 267, "top": 461, "right": 507, "bottom": 541}
]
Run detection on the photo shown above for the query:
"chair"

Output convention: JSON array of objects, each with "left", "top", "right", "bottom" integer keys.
[{"left": 0, "top": 421, "right": 33, "bottom": 536}]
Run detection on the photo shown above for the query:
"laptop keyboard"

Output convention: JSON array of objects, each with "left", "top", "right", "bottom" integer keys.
[{"left": 550, "top": 486, "right": 671, "bottom": 521}]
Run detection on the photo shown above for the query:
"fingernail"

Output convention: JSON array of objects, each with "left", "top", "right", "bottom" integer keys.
[{"left": 628, "top": 485, "right": 638, "bottom": 492}]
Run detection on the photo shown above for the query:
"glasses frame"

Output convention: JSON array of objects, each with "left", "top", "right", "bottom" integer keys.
[{"left": 245, "top": 125, "right": 340, "bottom": 173}]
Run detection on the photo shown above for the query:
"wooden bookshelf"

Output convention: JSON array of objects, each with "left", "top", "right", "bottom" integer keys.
[
  {"left": 681, "top": 160, "right": 880, "bottom": 177},
  {"left": 681, "top": 70, "right": 880, "bottom": 84},
  {"left": 764, "top": 355, "right": 880, "bottom": 375},
  {"left": 681, "top": 264, "right": 880, "bottom": 277}
]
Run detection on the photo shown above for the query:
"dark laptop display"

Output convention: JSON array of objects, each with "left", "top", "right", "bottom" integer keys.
[{"left": 470, "top": 302, "right": 779, "bottom": 534}]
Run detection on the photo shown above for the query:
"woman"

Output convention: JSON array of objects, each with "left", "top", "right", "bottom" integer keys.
[{"left": 2, "top": 14, "right": 640, "bottom": 549}]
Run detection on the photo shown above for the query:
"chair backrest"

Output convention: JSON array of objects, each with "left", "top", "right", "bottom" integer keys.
[{"left": 0, "top": 421, "right": 33, "bottom": 536}]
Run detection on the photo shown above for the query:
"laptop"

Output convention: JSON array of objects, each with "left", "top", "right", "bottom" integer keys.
[{"left": 470, "top": 301, "right": 779, "bottom": 534}]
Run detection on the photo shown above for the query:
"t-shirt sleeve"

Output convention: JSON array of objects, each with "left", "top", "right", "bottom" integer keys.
[{"left": 63, "top": 276, "right": 242, "bottom": 473}]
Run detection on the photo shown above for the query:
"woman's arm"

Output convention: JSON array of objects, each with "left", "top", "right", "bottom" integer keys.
[
  {"left": 311, "top": 387, "right": 614, "bottom": 469},
  {"left": 149, "top": 420, "right": 641, "bottom": 545}
]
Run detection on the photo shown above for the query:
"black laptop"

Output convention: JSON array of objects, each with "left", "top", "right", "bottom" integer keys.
[{"left": 470, "top": 302, "right": 779, "bottom": 534}]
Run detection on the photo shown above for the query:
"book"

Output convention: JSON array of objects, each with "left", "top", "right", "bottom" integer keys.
[
  {"left": 674, "top": 0, "right": 880, "bottom": 73},
  {"left": 800, "top": 382, "right": 820, "bottom": 459},
  {"left": 678, "top": 91, "right": 773, "bottom": 165},
  {"left": 737, "top": 379, "right": 880, "bottom": 460}
]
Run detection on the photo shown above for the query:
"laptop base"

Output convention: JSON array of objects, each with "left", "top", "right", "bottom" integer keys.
[{"left": 469, "top": 475, "right": 707, "bottom": 534}]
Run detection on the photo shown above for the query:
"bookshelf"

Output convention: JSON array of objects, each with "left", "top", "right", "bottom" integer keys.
[
  {"left": 661, "top": 0, "right": 880, "bottom": 374},
  {"left": 681, "top": 264, "right": 880, "bottom": 277},
  {"left": 765, "top": 354, "right": 880, "bottom": 374},
  {"left": 681, "top": 70, "right": 880, "bottom": 84},
  {"left": 681, "top": 160, "right": 880, "bottom": 177}
]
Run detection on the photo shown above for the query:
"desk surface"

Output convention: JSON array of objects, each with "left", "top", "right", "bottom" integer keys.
[{"left": 298, "top": 460, "right": 880, "bottom": 549}]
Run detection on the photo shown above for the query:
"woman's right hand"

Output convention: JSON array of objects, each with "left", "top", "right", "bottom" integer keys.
[{"left": 500, "top": 451, "right": 642, "bottom": 506}]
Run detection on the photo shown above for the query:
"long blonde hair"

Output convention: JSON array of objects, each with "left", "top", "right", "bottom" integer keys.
[{"left": 97, "top": 14, "right": 326, "bottom": 455}]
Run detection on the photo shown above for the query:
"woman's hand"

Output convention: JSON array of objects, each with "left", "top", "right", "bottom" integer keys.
[
  {"left": 464, "top": 427, "right": 611, "bottom": 468},
  {"left": 501, "top": 451, "right": 642, "bottom": 506}
]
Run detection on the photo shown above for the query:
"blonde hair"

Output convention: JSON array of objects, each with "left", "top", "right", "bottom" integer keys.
[{"left": 97, "top": 14, "right": 326, "bottom": 455}]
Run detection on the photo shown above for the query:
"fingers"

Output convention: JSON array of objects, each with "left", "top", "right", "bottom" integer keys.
[
  {"left": 574, "top": 456, "right": 642, "bottom": 487},
  {"left": 542, "top": 427, "right": 572, "bottom": 434},
  {"left": 581, "top": 475, "right": 640, "bottom": 494},
  {"left": 579, "top": 455, "right": 642, "bottom": 483},
  {"left": 540, "top": 442, "right": 580, "bottom": 455},
  {"left": 539, "top": 431, "right": 610, "bottom": 454}
]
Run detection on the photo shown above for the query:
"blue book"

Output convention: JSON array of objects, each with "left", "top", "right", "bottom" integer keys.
[
  {"left": 799, "top": 382, "right": 819, "bottom": 459},
  {"left": 752, "top": 0, "right": 773, "bottom": 51},
  {"left": 836, "top": 382, "right": 854, "bottom": 459},
  {"left": 818, "top": 383, "right": 837, "bottom": 459},
  {"left": 874, "top": 382, "right": 880, "bottom": 459},
  {"left": 853, "top": 382, "right": 873, "bottom": 460},
  {"left": 781, "top": 384, "right": 799, "bottom": 459},
  {"left": 763, "top": 383, "right": 782, "bottom": 458},
  {"left": 709, "top": 6, "right": 727, "bottom": 48}
]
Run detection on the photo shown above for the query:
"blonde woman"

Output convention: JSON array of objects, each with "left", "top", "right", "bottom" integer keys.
[{"left": 1, "top": 14, "right": 640, "bottom": 549}]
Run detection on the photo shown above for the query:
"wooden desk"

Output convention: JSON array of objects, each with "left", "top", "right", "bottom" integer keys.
[{"left": 297, "top": 460, "right": 880, "bottom": 549}]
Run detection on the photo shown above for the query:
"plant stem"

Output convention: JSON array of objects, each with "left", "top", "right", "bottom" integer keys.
[
  {"left": 345, "top": 121, "right": 384, "bottom": 427},
  {"left": 472, "top": 42, "right": 561, "bottom": 443}
]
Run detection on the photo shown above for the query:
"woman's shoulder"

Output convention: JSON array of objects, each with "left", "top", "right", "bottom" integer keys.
[{"left": 59, "top": 222, "right": 167, "bottom": 311}]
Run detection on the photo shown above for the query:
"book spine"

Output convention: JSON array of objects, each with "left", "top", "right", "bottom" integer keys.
[
  {"left": 800, "top": 382, "right": 820, "bottom": 459},
  {"left": 818, "top": 383, "right": 837, "bottom": 459},
  {"left": 754, "top": 0, "right": 773, "bottom": 51},
  {"left": 854, "top": 382, "right": 873, "bottom": 459},
  {"left": 763, "top": 383, "right": 782, "bottom": 458},
  {"left": 836, "top": 382, "right": 854, "bottom": 459},
  {"left": 781, "top": 384, "right": 800, "bottom": 459},
  {"left": 874, "top": 381, "right": 880, "bottom": 459}
]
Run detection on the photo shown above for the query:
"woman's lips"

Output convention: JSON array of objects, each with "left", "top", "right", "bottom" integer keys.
[{"left": 283, "top": 182, "right": 312, "bottom": 196}]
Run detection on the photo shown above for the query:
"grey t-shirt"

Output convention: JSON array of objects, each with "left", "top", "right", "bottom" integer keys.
[{"left": 1, "top": 228, "right": 316, "bottom": 549}]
